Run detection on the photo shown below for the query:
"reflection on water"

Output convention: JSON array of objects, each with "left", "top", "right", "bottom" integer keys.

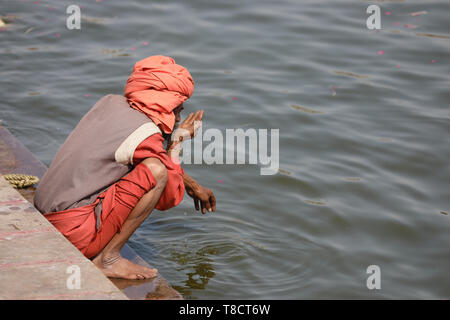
[
  {"left": 333, "top": 70, "right": 369, "bottom": 79},
  {"left": 171, "top": 250, "right": 216, "bottom": 299},
  {"left": 415, "top": 32, "right": 450, "bottom": 40}
]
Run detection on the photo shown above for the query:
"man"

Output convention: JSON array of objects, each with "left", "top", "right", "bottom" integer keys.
[{"left": 34, "top": 55, "right": 216, "bottom": 280}]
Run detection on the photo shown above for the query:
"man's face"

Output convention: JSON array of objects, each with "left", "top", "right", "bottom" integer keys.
[{"left": 173, "top": 103, "right": 184, "bottom": 124}]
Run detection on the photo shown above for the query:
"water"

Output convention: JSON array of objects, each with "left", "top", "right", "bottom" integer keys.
[{"left": 1, "top": 0, "right": 449, "bottom": 299}]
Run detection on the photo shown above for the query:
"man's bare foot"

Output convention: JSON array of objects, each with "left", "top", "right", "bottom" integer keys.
[{"left": 92, "top": 253, "right": 158, "bottom": 280}]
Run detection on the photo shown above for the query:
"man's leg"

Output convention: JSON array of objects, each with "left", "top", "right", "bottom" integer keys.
[{"left": 92, "top": 157, "right": 168, "bottom": 280}]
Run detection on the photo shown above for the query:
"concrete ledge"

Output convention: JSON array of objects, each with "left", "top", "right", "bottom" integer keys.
[{"left": 0, "top": 175, "right": 128, "bottom": 300}]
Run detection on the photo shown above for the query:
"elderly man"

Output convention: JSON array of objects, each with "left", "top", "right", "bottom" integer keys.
[{"left": 34, "top": 55, "right": 216, "bottom": 280}]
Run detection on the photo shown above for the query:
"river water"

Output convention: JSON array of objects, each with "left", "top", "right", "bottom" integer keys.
[{"left": 1, "top": 0, "right": 449, "bottom": 299}]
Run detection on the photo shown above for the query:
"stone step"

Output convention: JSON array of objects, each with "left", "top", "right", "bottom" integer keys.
[{"left": 0, "top": 123, "right": 182, "bottom": 300}]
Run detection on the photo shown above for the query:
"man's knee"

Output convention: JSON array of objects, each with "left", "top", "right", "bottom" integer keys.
[{"left": 142, "top": 158, "right": 168, "bottom": 188}]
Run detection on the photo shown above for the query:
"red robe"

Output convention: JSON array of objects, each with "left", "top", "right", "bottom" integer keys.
[{"left": 44, "top": 133, "right": 184, "bottom": 258}]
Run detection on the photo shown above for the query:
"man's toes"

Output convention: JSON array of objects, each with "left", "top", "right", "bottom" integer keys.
[{"left": 142, "top": 268, "right": 157, "bottom": 278}]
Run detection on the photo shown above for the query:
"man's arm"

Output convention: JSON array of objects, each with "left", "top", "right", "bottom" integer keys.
[{"left": 167, "top": 109, "right": 216, "bottom": 214}]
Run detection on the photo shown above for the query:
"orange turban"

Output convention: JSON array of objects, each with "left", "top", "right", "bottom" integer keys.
[{"left": 124, "top": 55, "right": 194, "bottom": 134}]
